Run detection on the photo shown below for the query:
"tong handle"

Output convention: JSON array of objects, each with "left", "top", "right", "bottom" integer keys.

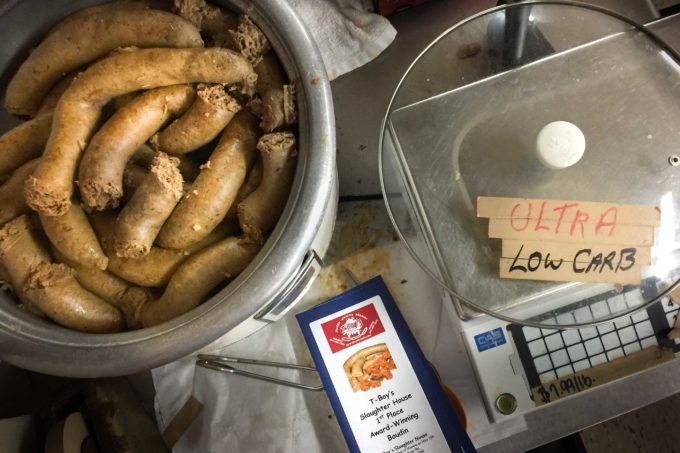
[
  {"left": 198, "top": 355, "right": 317, "bottom": 372},
  {"left": 196, "top": 356, "right": 323, "bottom": 391}
]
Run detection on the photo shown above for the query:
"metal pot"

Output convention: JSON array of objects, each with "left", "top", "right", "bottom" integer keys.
[{"left": 0, "top": 0, "right": 337, "bottom": 377}]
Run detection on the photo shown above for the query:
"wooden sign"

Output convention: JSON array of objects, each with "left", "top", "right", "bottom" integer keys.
[
  {"left": 670, "top": 286, "right": 680, "bottom": 305},
  {"left": 478, "top": 197, "right": 660, "bottom": 285},
  {"left": 501, "top": 240, "right": 653, "bottom": 265},
  {"left": 477, "top": 197, "right": 660, "bottom": 225}
]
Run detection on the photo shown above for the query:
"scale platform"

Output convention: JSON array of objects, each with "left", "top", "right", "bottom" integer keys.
[{"left": 380, "top": 2, "right": 680, "bottom": 426}]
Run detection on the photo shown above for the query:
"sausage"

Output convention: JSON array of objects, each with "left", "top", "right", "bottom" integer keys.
[
  {"left": 343, "top": 344, "right": 387, "bottom": 371},
  {"left": 230, "top": 15, "right": 270, "bottom": 66},
  {"left": 71, "top": 268, "right": 148, "bottom": 330},
  {"left": 45, "top": 1, "right": 153, "bottom": 31},
  {"left": 36, "top": 73, "right": 77, "bottom": 115},
  {"left": 111, "top": 91, "right": 140, "bottom": 111},
  {"left": 0, "top": 159, "right": 40, "bottom": 227},
  {"left": 0, "top": 263, "right": 9, "bottom": 283},
  {"left": 225, "top": 157, "right": 262, "bottom": 219},
  {"left": 173, "top": 0, "right": 238, "bottom": 37},
  {"left": 24, "top": 262, "right": 124, "bottom": 333},
  {"left": 25, "top": 47, "right": 256, "bottom": 216},
  {"left": 351, "top": 359, "right": 366, "bottom": 378},
  {"left": 52, "top": 249, "right": 149, "bottom": 329},
  {"left": 141, "top": 236, "right": 261, "bottom": 326},
  {"left": 156, "top": 111, "right": 259, "bottom": 249},
  {"left": 237, "top": 132, "right": 297, "bottom": 241},
  {"left": 78, "top": 85, "right": 195, "bottom": 211},
  {"left": 113, "top": 152, "right": 184, "bottom": 258},
  {"left": 40, "top": 202, "right": 108, "bottom": 270},
  {"left": 342, "top": 344, "right": 387, "bottom": 393},
  {"left": 0, "top": 216, "right": 50, "bottom": 315},
  {"left": 254, "top": 53, "right": 286, "bottom": 95},
  {"left": 122, "top": 164, "right": 149, "bottom": 198},
  {"left": 156, "top": 84, "right": 241, "bottom": 155},
  {"left": 90, "top": 211, "right": 226, "bottom": 287},
  {"left": 89, "top": 211, "right": 186, "bottom": 287},
  {"left": 122, "top": 162, "right": 191, "bottom": 201},
  {"left": 108, "top": 249, "right": 186, "bottom": 288},
  {"left": 251, "top": 47, "right": 295, "bottom": 132},
  {"left": 131, "top": 143, "right": 200, "bottom": 181},
  {"left": 0, "top": 111, "right": 52, "bottom": 176},
  {"left": 0, "top": 216, "right": 50, "bottom": 285},
  {"left": 259, "top": 85, "right": 297, "bottom": 132},
  {"left": 342, "top": 344, "right": 388, "bottom": 391},
  {"left": 5, "top": 8, "right": 203, "bottom": 116}
]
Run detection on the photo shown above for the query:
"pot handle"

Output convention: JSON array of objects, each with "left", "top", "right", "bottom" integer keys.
[{"left": 254, "top": 251, "right": 322, "bottom": 322}]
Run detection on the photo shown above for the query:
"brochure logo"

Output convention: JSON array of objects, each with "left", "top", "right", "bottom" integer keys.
[{"left": 322, "top": 303, "right": 385, "bottom": 353}]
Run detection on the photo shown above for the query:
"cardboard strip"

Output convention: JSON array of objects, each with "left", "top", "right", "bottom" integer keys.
[
  {"left": 531, "top": 347, "right": 674, "bottom": 406},
  {"left": 501, "top": 240, "right": 652, "bottom": 265},
  {"left": 162, "top": 396, "right": 203, "bottom": 448},
  {"left": 670, "top": 286, "right": 680, "bottom": 305},
  {"left": 499, "top": 258, "right": 641, "bottom": 284},
  {"left": 489, "top": 218, "right": 655, "bottom": 246},
  {"left": 477, "top": 196, "right": 660, "bottom": 226}
]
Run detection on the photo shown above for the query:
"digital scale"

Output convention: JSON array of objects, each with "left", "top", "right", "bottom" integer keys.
[
  {"left": 379, "top": 1, "right": 680, "bottom": 425},
  {"left": 455, "top": 290, "right": 679, "bottom": 422}
]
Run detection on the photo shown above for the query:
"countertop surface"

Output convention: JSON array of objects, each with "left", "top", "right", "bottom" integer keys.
[{"left": 328, "top": 1, "right": 680, "bottom": 451}]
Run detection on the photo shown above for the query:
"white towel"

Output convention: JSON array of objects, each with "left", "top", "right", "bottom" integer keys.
[{"left": 287, "top": 0, "right": 397, "bottom": 80}]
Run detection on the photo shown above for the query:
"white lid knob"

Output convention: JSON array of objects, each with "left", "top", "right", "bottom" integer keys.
[{"left": 536, "top": 121, "right": 586, "bottom": 169}]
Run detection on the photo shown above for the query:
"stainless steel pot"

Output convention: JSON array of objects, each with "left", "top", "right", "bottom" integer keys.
[{"left": 0, "top": 0, "right": 337, "bottom": 377}]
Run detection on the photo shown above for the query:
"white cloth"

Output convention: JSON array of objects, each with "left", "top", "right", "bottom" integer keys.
[
  {"left": 152, "top": 315, "right": 348, "bottom": 453},
  {"left": 287, "top": 0, "right": 396, "bottom": 80}
]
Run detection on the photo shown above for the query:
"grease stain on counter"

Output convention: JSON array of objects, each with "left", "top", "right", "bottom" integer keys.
[{"left": 301, "top": 201, "right": 408, "bottom": 308}]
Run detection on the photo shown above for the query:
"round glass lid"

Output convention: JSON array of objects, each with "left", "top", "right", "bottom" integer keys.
[{"left": 379, "top": 1, "right": 680, "bottom": 328}]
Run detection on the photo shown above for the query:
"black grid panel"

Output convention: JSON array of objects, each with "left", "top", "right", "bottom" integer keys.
[{"left": 510, "top": 289, "right": 677, "bottom": 386}]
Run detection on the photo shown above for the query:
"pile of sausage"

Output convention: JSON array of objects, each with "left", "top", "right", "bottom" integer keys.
[{"left": 0, "top": 0, "right": 298, "bottom": 333}]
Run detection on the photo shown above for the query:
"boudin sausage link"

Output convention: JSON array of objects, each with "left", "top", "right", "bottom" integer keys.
[
  {"left": 0, "top": 159, "right": 40, "bottom": 227},
  {"left": 156, "top": 110, "right": 259, "bottom": 250},
  {"left": 156, "top": 83, "right": 241, "bottom": 155},
  {"left": 0, "top": 215, "right": 50, "bottom": 314},
  {"left": 52, "top": 248, "right": 149, "bottom": 330},
  {"left": 141, "top": 236, "right": 261, "bottom": 327},
  {"left": 132, "top": 143, "right": 200, "bottom": 181},
  {"left": 40, "top": 201, "right": 108, "bottom": 270},
  {"left": 78, "top": 85, "right": 195, "bottom": 211},
  {"left": 237, "top": 132, "right": 297, "bottom": 242},
  {"left": 5, "top": 8, "right": 203, "bottom": 117},
  {"left": 24, "top": 262, "right": 124, "bottom": 333},
  {"left": 113, "top": 152, "right": 184, "bottom": 258},
  {"left": 0, "top": 112, "right": 52, "bottom": 177}
]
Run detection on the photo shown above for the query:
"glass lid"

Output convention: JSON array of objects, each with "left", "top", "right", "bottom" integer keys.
[{"left": 379, "top": 1, "right": 680, "bottom": 328}]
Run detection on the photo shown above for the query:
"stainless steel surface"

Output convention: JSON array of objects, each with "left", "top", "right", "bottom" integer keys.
[
  {"left": 380, "top": 1, "right": 680, "bottom": 327},
  {"left": 196, "top": 355, "right": 324, "bottom": 391},
  {"left": 333, "top": 0, "right": 659, "bottom": 197},
  {"left": 332, "top": 0, "right": 497, "bottom": 196},
  {"left": 0, "top": 0, "right": 336, "bottom": 377}
]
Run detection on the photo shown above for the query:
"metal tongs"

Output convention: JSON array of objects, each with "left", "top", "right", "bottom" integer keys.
[
  {"left": 196, "top": 355, "right": 324, "bottom": 391},
  {"left": 196, "top": 270, "right": 362, "bottom": 392}
]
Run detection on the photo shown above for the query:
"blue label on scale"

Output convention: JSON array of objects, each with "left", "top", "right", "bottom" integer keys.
[{"left": 474, "top": 328, "right": 506, "bottom": 352}]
